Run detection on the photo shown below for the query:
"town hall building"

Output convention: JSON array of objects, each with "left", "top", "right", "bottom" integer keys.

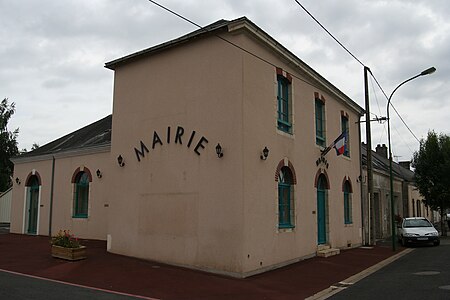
[{"left": 10, "top": 17, "right": 364, "bottom": 277}]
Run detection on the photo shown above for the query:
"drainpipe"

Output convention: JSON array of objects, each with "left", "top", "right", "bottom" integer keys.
[{"left": 48, "top": 156, "right": 55, "bottom": 238}]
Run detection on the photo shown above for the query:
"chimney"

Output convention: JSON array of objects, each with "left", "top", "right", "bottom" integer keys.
[
  {"left": 399, "top": 161, "right": 411, "bottom": 170},
  {"left": 375, "top": 144, "right": 388, "bottom": 158}
]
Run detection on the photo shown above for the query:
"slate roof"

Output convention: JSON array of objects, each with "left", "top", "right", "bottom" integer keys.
[
  {"left": 361, "top": 143, "right": 414, "bottom": 182},
  {"left": 18, "top": 115, "right": 112, "bottom": 158}
]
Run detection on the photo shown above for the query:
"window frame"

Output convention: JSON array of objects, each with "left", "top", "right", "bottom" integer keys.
[
  {"left": 278, "top": 166, "right": 295, "bottom": 229},
  {"left": 73, "top": 171, "right": 90, "bottom": 218},
  {"left": 341, "top": 114, "right": 350, "bottom": 157},
  {"left": 277, "top": 75, "right": 292, "bottom": 134},
  {"left": 315, "top": 99, "right": 326, "bottom": 147},
  {"left": 343, "top": 181, "right": 352, "bottom": 224}
]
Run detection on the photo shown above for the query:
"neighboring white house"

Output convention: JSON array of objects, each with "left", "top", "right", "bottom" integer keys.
[{"left": 0, "top": 187, "right": 12, "bottom": 223}]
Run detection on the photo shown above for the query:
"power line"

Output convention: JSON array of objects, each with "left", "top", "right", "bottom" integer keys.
[
  {"left": 369, "top": 75, "right": 383, "bottom": 117},
  {"left": 292, "top": 0, "right": 421, "bottom": 144},
  {"left": 146, "top": 0, "right": 344, "bottom": 95},
  {"left": 367, "top": 70, "right": 420, "bottom": 143},
  {"left": 368, "top": 75, "right": 388, "bottom": 145},
  {"left": 293, "top": 0, "right": 365, "bottom": 67},
  {"left": 392, "top": 123, "right": 415, "bottom": 157}
]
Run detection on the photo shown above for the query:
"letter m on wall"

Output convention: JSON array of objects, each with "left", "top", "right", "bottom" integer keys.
[{"left": 135, "top": 141, "right": 149, "bottom": 162}]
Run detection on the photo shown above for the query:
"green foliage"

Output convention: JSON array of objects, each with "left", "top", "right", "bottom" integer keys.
[
  {"left": 51, "top": 230, "right": 81, "bottom": 248},
  {"left": 0, "top": 98, "right": 19, "bottom": 192},
  {"left": 412, "top": 130, "right": 450, "bottom": 212}
]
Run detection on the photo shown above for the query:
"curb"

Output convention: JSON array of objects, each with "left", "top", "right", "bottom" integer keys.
[{"left": 306, "top": 248, "right": 414, "bottom": 300}]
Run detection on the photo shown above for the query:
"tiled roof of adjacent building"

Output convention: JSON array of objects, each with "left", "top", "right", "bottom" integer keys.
[
  {"left": 361, "top": 143, "right": 415, "bottom": 182},
  {"left": 17, "top": 115, "right": 112, "bottom": 159}
]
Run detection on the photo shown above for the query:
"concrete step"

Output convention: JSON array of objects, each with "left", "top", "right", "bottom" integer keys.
[
  {"left": 317, "top": 244, "right": 330, "bottom": 252},
  {"left": 317, "top": 247, "right": 340, "bottom": 258}
]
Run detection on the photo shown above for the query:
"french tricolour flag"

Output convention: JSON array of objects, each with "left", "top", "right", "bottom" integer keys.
[{"left": 333, "top": 131, "right": 347, "bottom": 156}]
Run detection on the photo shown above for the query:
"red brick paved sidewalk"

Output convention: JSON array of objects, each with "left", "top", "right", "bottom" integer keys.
[{"left": 0, "top": 234, "right": 403, "bottom": 299}]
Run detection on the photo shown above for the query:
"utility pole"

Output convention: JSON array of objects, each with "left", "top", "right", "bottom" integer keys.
[{"left": 364, "top": 66, "right": 375, "bottom": 245}]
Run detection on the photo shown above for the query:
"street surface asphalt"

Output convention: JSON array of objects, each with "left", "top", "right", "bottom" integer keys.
[
  {"left": 2, "top": 226, "right": 443, "bottom": 299},
  {"left": 328, "top": 237, "right": 450, "bottom": 299}
]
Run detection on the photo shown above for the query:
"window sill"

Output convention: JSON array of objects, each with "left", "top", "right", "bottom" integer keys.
[
  {"left": 276, "top": 129, "right": 295, "bottom": 139},
  {"left": 72, "top": 215, "right": 88, "bottom": 219},
  {"left": 344, "top": 223, "right": 353, "bottom": 227},
  {"left": 278, "top": 225, "right": 295, "bottom": 233},
  {"left": 316, "top": 136, "right": 326, "bottom": 147}
]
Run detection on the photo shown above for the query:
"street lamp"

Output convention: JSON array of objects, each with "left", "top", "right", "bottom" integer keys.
[{"left": 388, "top": 66, "right": 436, "bottom": 251}]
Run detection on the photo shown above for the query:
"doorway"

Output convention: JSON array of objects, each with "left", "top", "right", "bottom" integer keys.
[
  {"left": 317, "top": 174, "right": 328, "bottom": 245},
  {"left": 26, "top": 175, "right": 40, "bottom": 234}
]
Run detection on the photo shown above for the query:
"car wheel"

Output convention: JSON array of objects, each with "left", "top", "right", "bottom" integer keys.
[{"left": 433, "top": 240, "right": 440, "bottom": 246}]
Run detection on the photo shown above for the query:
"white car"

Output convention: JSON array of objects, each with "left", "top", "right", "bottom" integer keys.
[{"left": 397, "top": 217, "right": 440, "bottom": 246}]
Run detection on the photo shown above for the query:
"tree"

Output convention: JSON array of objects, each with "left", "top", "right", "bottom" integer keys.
[
  {"left": 0, "top": 98, "right": 19, "bottom": 191},
  {"left": 31, "top": 143, "right": 40, "bottom": 151},
  {"left": 21, "top": 142, "right": 39, "bottom": 154},
  {"left": 412, "top": 130, "right": 450, "bottom": 235}
]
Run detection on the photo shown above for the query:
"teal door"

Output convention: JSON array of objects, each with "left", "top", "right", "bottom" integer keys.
[
  {"left": 317, "top": 175, "right": 327, "bottom": 245},
  {"left": 317, "top": 189, "right": 326, "bottom": 244},
  {"left": 27, "top": 180, "right": 39, "bottom": 234}
]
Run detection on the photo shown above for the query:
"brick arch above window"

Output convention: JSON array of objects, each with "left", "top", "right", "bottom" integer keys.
[
  {"left": 274, "top": 159, "right": 297, "bottom": 184},
  {"left": 342, "top": 176, "right": 353, "bottom": 193},
  {"left": 71, "top": 167, "right": 93, "bottom": 183},
  {"left": 276, "top": 67, "right": 292, "bottom": 83},
  {"left": 25, "top": 171, "right": 42, "bottom": 186},
  {"left": 314, "top": 169, "right": 330, "bottom": 189},
  {"left": 314, "top": 92, "right": 326, "bottom": 104},
  {"left": 340, "top": 110, "right": 349, "bottom": 119}
]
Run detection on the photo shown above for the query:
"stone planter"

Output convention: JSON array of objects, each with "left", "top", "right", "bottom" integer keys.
[{"left": 51, "top": 245, "right": 86, "bottom": 261}]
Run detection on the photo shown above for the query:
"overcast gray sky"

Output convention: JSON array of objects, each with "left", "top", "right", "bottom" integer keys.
[{"left": 2, "top": 0, "right": 448, "bottom": 162}]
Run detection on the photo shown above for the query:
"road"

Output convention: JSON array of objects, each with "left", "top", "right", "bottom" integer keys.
[
  {"left": 329, "top": 237, "right": 450, "bottom": 299},
  {"left": 0, "top": 270, "right": 150, "bottom": 300}
]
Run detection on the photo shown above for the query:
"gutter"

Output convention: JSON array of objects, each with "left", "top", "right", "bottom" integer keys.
[{"left": 48, "top": 156, "right": 55, "bottom": 238}]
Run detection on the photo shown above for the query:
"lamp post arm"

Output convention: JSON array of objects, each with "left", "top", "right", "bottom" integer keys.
[{"left": 387, "top": 74, "right": 421, "bottom": 107}]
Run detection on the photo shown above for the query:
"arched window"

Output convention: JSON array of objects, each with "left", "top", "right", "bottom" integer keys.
[
  {"left": 278, "top": 166, "right": 294, "bottom": 228},
  {"left": 73, "top": 171, "right": 90, "bottom": 218},
  {"left": 343, "top": 180, "right": 352, "bottom": 224}
]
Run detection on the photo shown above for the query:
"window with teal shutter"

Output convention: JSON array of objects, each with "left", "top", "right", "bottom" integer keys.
[
  {"left": 278, "top": 166, "right": 294, "bottom": 228},
  {"left": 344, "top": 181, "right": 352, "bottom": 224},
  {"left": 73, "top": 171, "right": 89, "bottom": 218},
  {"left": 277, "top": 76, "right": 291, "bottom": 133},
  {"left": 315, "top": 99, "right": 326, "bottom": 146},
  {"left": 341, "top": 115, "right": 350, "bottom": 157}
]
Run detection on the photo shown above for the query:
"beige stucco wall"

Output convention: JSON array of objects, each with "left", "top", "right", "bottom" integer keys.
[
  {"left": 238, "top": 33, "right": 362, "bottom": 273},
  {"left": 10, "top": 150, "right": 110, "bottom": 240},
  {"left": 407, "top": 185, "right": 435, "bottom": 220},
  {"left": 106, "top": 33, "right": 246, "bottom": 274},
  {"left": 107, "top": 29, "right": 362, "bottom": 276},
  {"left": 361, "top": 167, "right": 405, "bottom": 240}
]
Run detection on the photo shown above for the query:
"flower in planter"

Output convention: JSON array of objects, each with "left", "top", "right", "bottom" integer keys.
[{"left": 51, "top": 230, "right": 82, "bottom": 248}]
